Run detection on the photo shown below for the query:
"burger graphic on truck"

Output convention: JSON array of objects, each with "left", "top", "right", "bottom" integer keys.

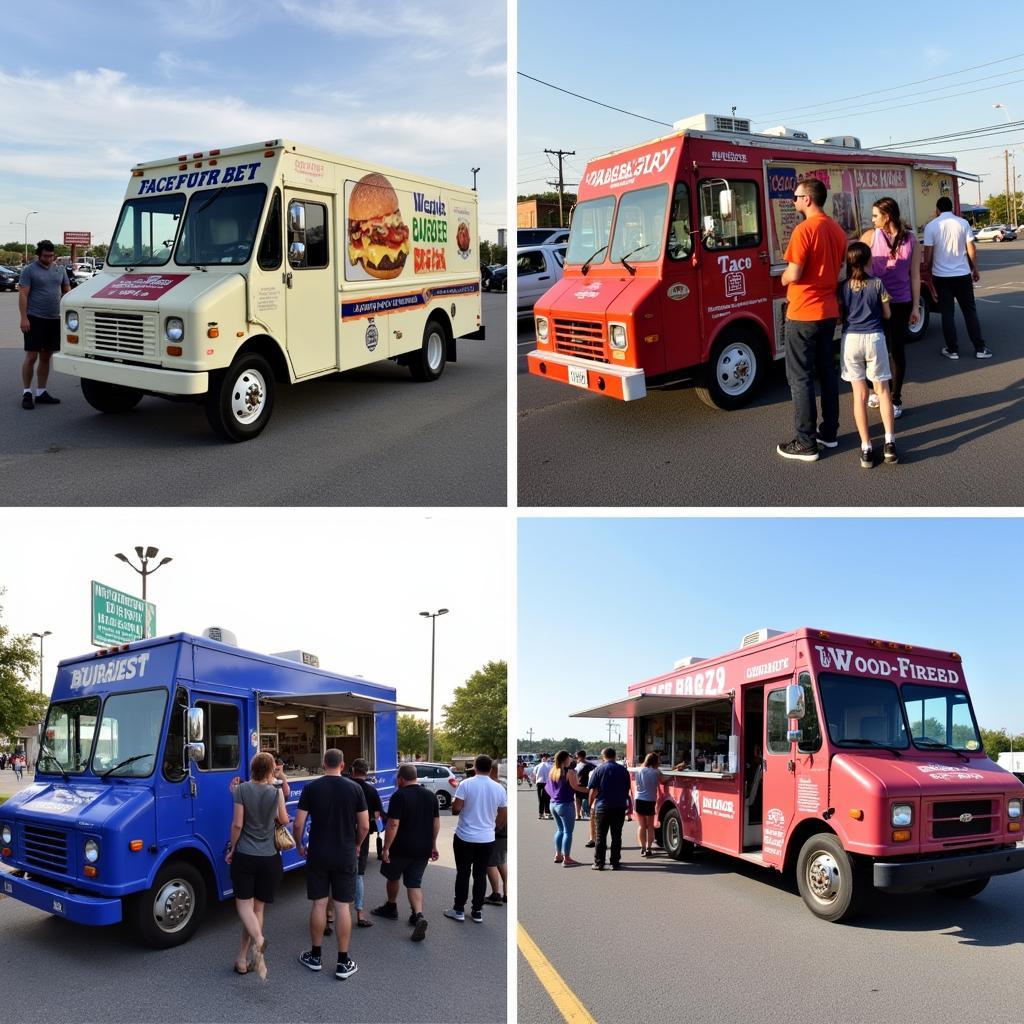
[{"left": 347, "top": 172, "right": 410, "bottom": 280}]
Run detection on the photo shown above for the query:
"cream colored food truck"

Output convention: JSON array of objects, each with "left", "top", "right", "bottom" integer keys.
[{"left": 54, "top": 141, "right": 485, "bottom": 440}]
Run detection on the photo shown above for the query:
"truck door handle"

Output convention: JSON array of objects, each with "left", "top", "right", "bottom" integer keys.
[
  {"left": 758, "top": 251, "right": 769, "bottom": 263},
  {"left": 283, "top": 272, "right": 293, "bottom": 288}
]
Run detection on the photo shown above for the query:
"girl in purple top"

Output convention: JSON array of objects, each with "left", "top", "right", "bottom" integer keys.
[
  {"left": 859, "top": 196, "right": 920, "bottom": 417},
  {"left": 545, "top": 750, "right": 588, "bottom": 866}
]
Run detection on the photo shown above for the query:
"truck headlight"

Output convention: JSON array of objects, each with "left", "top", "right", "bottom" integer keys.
[
  {"left": 1, "top": 825, "right": 12, "bottom": 845},
  {"left": 536, "top": 316, "right": 549, "bottom": 343},
  {"left": 609, "top": 323, "right": 628, "bottom": 350},
  {"left": 84, "top": 839, "right": 100, "bottom": 864},
  {"left": 891, "top": 803, "right": 913, "bottom": 827},
  {"left": 65, "top": 310, "right": 79, "bottom": 332},
  {"left": 165, "top": 317, "right": 184, "bottom": 343},
  {"left": 1009, "top": 799, "right": 1022, "bottom": 819}
]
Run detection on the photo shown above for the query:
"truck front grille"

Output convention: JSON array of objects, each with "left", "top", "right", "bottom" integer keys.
[
  {"left": 84, "top": 310, "right": 159, "bottom": 360},
  {"left": 929, "top": 798, "right": 997, "bottom": 841},
  {"left": 22, "top": 824, "right": 69, "bottom": 873},
  {"left": 553, "top": 318, "right": 608, "bottom": 363}
]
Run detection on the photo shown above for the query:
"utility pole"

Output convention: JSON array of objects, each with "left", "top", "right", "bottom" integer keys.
[
  {"left": 544, "top": 148, "right": 576, "bottom": 225},
  {"left": 1005, "top": 150, "right": 1012, "bottom": 225},
  {"left": 470, "top": 166, "right": 480, "bottom": 191},
  {"left": 526, "top": 728, "right": 534, "bottom": 744}
]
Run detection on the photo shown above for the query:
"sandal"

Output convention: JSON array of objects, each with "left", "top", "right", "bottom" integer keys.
[
  {"left": 251, "top": 937, "right": 268, "bottom": 982},
  {"left": 356, "top": 918, "right": 374, "bottom": 928},
  {"left": 233, "top": 963, "right": 249, "bottom": 975}
]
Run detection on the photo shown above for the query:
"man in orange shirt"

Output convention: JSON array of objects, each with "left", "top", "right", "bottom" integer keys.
[{"left": 777, "top": 178, "right": 848, "bottom": 462}]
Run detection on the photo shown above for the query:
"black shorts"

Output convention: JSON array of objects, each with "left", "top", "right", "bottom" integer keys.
[
  {"left": 487, "top": 834, "right": 507, "bottom": 867},
  {"left": 379, "top": 855, "right": 428, "bottom": 888},
  {"left": 230, "top": 851, "right": 283, "bottom": 903},
  {"left": 635, "top": 799, "right": 656, "bottom": 816},
  {"left": 305, "top": 861, "right": 357, "bottom": 902},
  {"left": 24, "top": 316, "right": 61, "bottom": 352}
]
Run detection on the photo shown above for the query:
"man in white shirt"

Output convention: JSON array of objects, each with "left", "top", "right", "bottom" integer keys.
[
  {"left": 443, "top": 754, "right": 508, "bottom": 923},
  {"left": 922, "top": 196, "right": 992, "bottom": 360},
  {"left": 534, "top": 753, "right": 552, "bottom": 819}
]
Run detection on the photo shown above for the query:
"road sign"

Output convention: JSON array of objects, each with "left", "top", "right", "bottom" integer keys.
[
  {"left": 64, "top": 231, "right": 92, "bottom": 246},
  {"left": 91, "top": 580, "right": 156, "bottom": 646}
]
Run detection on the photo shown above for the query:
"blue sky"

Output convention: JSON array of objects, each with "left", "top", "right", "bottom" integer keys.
[
  {"left": 1, "top": 1, "right": 506, "bottom": 248},
  {"left": 518, "top": 0, "right": 1024, "bottom": 209},
  {"left": 518, "top": 518, "right": 1024, "bottom": 743}
]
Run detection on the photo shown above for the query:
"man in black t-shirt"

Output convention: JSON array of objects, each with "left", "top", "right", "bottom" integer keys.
[
  {"left": 349, "top": 758, "right": 385, "bottom": 928},
  {"left": 574, "top": 750, "right": 595, "bottom": 821},
  {"left": 371, "top": 762, "right": 440, "bottom": 942},
  {"left": 294, "top": 749, "right": 369, "bottom": 978}
]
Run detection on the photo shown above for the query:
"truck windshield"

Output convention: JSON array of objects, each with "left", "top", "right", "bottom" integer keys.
[
  {"left": 817, "top": 673, "right": 909, "bottom": 750},
  {"left": 90, "top": 689, "right": 169, "bottom": 779},
  {"left": 610, "top": 184, "right": 669, "bottom": 264},
  {"left": 108, "top": 194, "right": 186, "bottom": 267},
  {"left": 901, "top": 683, "right": 982, "bottom": 752},
  {"left": 39, "top": 697, "right": 101, "bottom": 774},
  {"left": 565, "top": 196, "right": 615, "bottom": 265},
  {"left": 174, "top": 183, "right": 267, "bottom": 266}
]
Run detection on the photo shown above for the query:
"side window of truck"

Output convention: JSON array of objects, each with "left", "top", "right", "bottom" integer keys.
[
  {"left": 667, "top": 182, "right": 693, "bottom": 260},
  {"left": 288, "top": 200, "right": 329, "bottom": 269},
  {"left": 766, "top": 676, "right": 821, "bottom": 754},
  {"left": 257, "top": 188, "right": 283, "bottom": 270},
  {"left": 195, "top": 701, "right": 240, "bottom": 771},
  {"left": 699, "top": 179, "right": 761, "bottom": 250},
  {"left": 163, "top": 686, "right": 189, "bottom": 782}
]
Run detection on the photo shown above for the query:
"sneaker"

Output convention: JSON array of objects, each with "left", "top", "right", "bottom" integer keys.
[
  {"left": 21, "top": 392, "right": 34, "bottom": 410},
  {"left": 777, "top": 438, "right": 819, "bottom": 462},
  {"left": 298, "top": 950, "right": 322, "bottom": 972},
  {"left": 975, "top": 348, "right": 993, "bottom": 359},
  {"left": 883, "top": 442, "right": 899, "bottom": 464},
  {"left": 610, "top": 863, "right": 623, "bottom": 871},
  {"left": 443, "top": 908, "right": 465, "bottom": 922},
  {"left": 371, "top": 902, "right": 398, "bottom": 920},
  {"left": 411, "top": 917, "right": 428, "bottom": 942},
  {"left": 893, "top": 403, "right": 903, "bottom": 419},
  {"left": 335, "top": 958, "right": 358, "bottom": 980},
  {"left": 860, "top": 447, "right": 874, "bottom": 469},
  {"left": 471, "top": 910, "right": 483, "bottom": 923},
  {"left": 941, "top": 348, "right": 959, "bottom": 360},
  {"left": 34, "top": 391, "right": 60, "bottom": 404},
  {"left": 408, "top": 911, "right": 420, "bottom": 925},
  {"left": 591, "top": 863, "right": 604, "bottom": 870},
  {"left": 584, "top": 840, "right": 596, "bottom": 848},
  {"left": 867, "top": 393, "right": 879, "bottom": 409},
  {"left": 815, "top": 436, "right": 838, "bottom": 450},
  {"left": 484, "top": 893, "right": 505, "bottom": 906}
]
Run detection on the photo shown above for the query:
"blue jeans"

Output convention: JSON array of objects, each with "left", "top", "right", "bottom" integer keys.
[
  {"left": 784, "top": 318, "right": 839, "bottom": 445},
  {"left": 551, "top": 801, "right": 576, "bottom": 856},
  {"left": 355, "top": 873, "right": 364, "bottom": 911}
]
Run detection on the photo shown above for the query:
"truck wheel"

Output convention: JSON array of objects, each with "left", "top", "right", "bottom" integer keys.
[
  {"left": 205, "top": 353, "right": 275, "bottom": 441},
  {"left": 695, "top": 327, "right": 767, "bottom": 410},
  {"left": 130, "top": 860, "right": 206, "bottom": 948},
  {"left": 936, "top": 877, "right": 989, "bottom": 899},
  {"left": 796, "top": 833, "right": 866, "bottom": 922},
  {"left": 81, "top": 378, "right": 143, "bottom": 413},
  {"left": 907, "top": 298, "right": 930, "bottom": 340},
  {"left": 660, "top": 807, "right": 695, "bottom": 861},
  {"left": 409, "top": 319, "right": 447, "bottom": 382}
]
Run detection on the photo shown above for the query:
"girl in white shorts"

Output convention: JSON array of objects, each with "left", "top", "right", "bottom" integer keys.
[{"left": 838, "top": 242, "right": 898, "bottom": 467}]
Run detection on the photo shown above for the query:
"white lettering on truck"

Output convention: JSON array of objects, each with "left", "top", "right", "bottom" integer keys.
[
  {"left": 813, "top": 646, "right": 960, "bottom": 684},
  {"left": 584, "top": 147, "right": 676, "bottom": 189},
  {"left": 746, "top": 657, "right": 790, "bottom": 679},
  {"left": 70, "top": 652, "right": 151, "bottom": 690}
]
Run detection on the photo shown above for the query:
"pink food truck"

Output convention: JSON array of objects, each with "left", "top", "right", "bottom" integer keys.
[{"left": 573, "top": 627, "right": 1024, "bottom": 921}]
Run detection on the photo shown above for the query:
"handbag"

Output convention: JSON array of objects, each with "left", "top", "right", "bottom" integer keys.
[{"left": 274, "top": 824, "right": 296, "bottom": 852}]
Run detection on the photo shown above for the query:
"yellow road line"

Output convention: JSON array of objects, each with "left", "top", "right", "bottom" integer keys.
[{"left": 517, "top": 922, "right": 597, "bottom": 1024}]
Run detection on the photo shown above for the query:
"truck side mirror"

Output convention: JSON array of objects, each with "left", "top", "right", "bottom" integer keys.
[
  {"left": 288, "top": 241, "right": 306, "bottom": 266},
  {"left": 187, "top": 707, "right": 204, "bottom": 742},
  {"left": 288, "top": 202, "right": 305, "bottom": 233},
  {"left": 719, "top": 189, "right": 734, "bottom": 219},
  {"left": 186, "top": 742, "right": 206, "bottom": 763},
  {"left": 785, "top": 683, "right": 805, "bottom": 720}
]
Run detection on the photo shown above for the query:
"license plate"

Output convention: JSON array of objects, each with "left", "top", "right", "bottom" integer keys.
[{"left": 567, "top": 365, "right": 588, "bottom": 389}]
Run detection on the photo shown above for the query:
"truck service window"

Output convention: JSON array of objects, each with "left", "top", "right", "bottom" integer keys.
[
  {"left": 610, "top": 184, "right": 668, "bottom": 264},
  {"left": 175, "top": 183, "right": 267, "bottom": 266},
  {"left": 699, "top": 180, "right": 761, "bottom": 250},
  {"left": 901, "top": 684, "right": 981, "bottom": 751},
  {"left": 108, "top": 194, "right": 186, "bottom": 267},
  {"left": 818, "top": 674, "right": 910, "bottom": 749},
  {"left": 91, "top": 689, "right": 169, "bottom": 778},
  {"left": 39, "top": 697, "right": 100, "bottom": 774},
  {"left": 667, "top": 182, "right": 693, "bottom": 261},
  {"left": 195, "top": 701, "right": 240, "bottom": 770},
  {"left": 565, "top": 196, "right": 615, "bottom": 266}
]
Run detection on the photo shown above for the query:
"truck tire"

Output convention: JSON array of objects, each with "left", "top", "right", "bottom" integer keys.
[
  {"left": 660, "top": 806, "right": 695, "bottom": 861},
  {"left": 436, "top": 789, "right": 452, "bottom": 810},
  {"left": 204, "top": 352, "right": 275, "bottom": 441},
  {"left": 695, "top": 326, "right": 767, "bottom": 410},
  {"left": 795, "top": 833, "right": 866, "bottom": 922},
  {"left": 906, "top": 297, "right": 930, "bottom": 341},
  {"left": 936, "top": 877, "right": 989, "bottom": 899},
  {"left": 408, "top": 319, "right": 447, "bottom": 382},
  {"left": 129, "top": 860, "right": 206, "bottom": 948},
  {"left": 81, "top": 378, "right": 144, "bottom": 414}
]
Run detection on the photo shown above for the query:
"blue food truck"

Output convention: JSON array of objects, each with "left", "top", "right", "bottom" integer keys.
[{"left": 0, "top": 631, "right": 418, "bottom": 947}]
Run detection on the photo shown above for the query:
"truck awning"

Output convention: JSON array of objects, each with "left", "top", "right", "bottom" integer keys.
[
  {"left": 572, "top": 692, "right": 732, "bottom": 719},
  {"left": 258, "top": 691, "right": 427, "bottom": 715},
  {"left": 912, "top": 164, "right": 982, "bottom": 184}
]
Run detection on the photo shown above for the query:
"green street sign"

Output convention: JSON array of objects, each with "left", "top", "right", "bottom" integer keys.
[{"left": 91, "top": 580, "right": 156, "bottom": 646}]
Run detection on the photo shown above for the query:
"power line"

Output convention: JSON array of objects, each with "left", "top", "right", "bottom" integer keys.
[
  {"left": 518, "top": 72, "right": 671, "bottom": 127},
  {"left": 872, "top": 119, "right": 1024, "bottom": 149}
]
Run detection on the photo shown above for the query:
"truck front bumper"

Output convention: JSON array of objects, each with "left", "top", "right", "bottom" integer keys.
[
  {"left": 53, "top": 353, "right": 209, "bottom": 396},
  {"left": 526, "top": 349, "right": 646, "bottom": 400},
  {"left": 1, "top": 870, "right": 123, "bottom": 925},
  {"left": 873, "top": 845, "right": 1024, "bottom": 893}
]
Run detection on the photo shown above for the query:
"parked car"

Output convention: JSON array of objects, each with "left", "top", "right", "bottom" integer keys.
[
  {"left": 517, "top": 228, "right": 570, "bottom": 246},
  {"left": 517, "top": 243, "right": 566, "bottom": 316},
  {"left": 0, "top": 265, "right": 20, "bottom": 291},
  {"left": 412, "top": 761, "right": 461, "bottom": 808},
  {"left": 974, "top": 224, "right": 1017, "bottom": 242},
  {"left": 73, "top": 263, "right": 95, "bottom": 279},
  {"left": 490, "top": 265, "right": 507, "bottom": 291}
]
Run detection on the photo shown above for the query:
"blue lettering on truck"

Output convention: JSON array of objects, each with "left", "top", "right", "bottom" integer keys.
[{"left": 138, "top": 162, "right": 262, "bottom": 195}]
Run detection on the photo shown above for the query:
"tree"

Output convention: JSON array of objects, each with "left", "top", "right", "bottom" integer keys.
[
  {"left": 981, "top": 192, "right": 1023, "bottom": 225},
  {"left": 442, "top": 660, "right": 506, "bottom": 758},
  {"left": 397, "top": 714, "right": 429, "bottom": 759},
  {"left": 0, "top": 591, "right": 49, "bottom": 746}
]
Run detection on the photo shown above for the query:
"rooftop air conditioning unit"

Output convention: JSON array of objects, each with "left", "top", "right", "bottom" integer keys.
[
  {"left": 673, "top": 113, "right": 751, "bottom": 134},
  {"left": 762, "top": 126, "right": 810, "bottom": 140},
  {"left": 203, "top": 626, "right": 238, "bottom": 646},
  {"left": 673, "top": 655, "right": 707, "bottom": 669},
  {"left": 272, "top": 649, "right": 320, "bottom": 668},
  {"left": 741, "top": 628, "right": 784, "bottom": 648},
  {"left": 814, "top": 135, "right": 862, "bottom": 149}
]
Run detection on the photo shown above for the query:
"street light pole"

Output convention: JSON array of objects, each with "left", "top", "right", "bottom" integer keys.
[
  {"left": 419, "top": 608, "right": 449, "bottom": 762},
  {"left": 31, "top": 630, "right": 52, "bottom": 693},
  {"left": 9, "top": 211, "right": 38, "bottom": 266},
  {"left": 114, "top": 546, "right": 173, "bottom": 636}
]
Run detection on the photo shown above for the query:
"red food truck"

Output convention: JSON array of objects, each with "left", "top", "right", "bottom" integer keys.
[
  {"left": 572, "top": 627, "right": 1024, "bottom": 922},
  {"left": 527, "top": 113, "right": 978, "bottom": 408}
]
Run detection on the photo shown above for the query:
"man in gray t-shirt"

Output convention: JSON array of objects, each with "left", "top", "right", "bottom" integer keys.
[{"left": 18, "top": 239, "right": 69, "bottom": 409}]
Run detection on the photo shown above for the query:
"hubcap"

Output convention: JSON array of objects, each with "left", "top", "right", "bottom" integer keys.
[
  {"left": 717, "top": 342, "right": 755, "bottom": 396},
  {"left": 426, "top": 330, "right": 444, "bottom": 371},
  {"left": 152, "top": 878, "right": 195, "bottom": 933},
  {"left": 230, "top": 367, "right": 266, "bottom": 425},
  {"left": 665, "top": 816, "right": 680, "bottom": 852},
  {"left": 806, "top": 851, "right": 841, "bottom": 903}
]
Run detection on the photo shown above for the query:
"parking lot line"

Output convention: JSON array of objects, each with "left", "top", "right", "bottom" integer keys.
[{"left": 518, "top": 922, "right": 596, "bottom": 1024}]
